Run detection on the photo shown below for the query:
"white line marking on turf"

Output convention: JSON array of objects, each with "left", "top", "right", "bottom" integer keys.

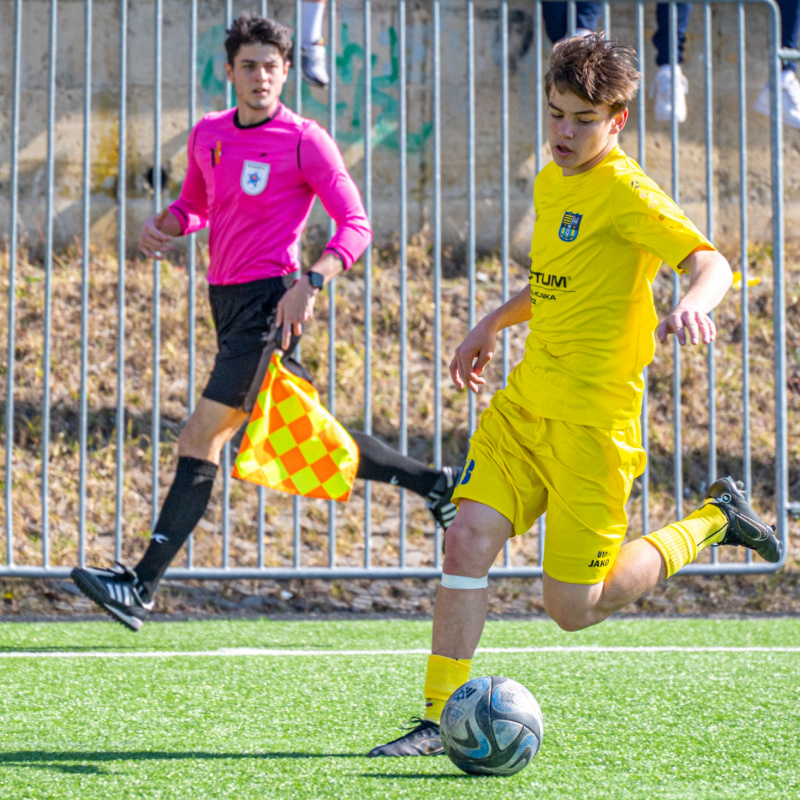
[{"left": 1, "top": 645, "right": 799, "bottom": 659}]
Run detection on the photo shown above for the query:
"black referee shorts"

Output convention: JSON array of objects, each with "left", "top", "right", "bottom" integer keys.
[{"left": 202, "top": 276, "right": 311, "bottom": 410}]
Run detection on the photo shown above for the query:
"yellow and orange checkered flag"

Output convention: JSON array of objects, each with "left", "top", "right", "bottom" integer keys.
[{"left": 233, "top": 352, "right": 360, "bottom": 502}]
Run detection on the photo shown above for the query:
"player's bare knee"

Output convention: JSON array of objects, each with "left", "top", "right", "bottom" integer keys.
[
  {"left": 443, "top": 523, "right": 496, "bottom": 576},
  {"left": 544, "top": 601, "right": 594, "bottom": 632}
]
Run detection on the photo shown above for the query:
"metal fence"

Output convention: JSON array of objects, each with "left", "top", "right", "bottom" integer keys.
[{"left": 1, "top": 0, "right": 791, "bottom": 579}]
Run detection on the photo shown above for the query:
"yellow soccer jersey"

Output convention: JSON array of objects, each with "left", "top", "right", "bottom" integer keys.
[{"left": 503, "top": 146, "right": 713, "bottom": 429}]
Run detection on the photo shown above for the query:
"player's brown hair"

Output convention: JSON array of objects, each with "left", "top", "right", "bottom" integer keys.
[
  {"left": 544, "top": 34, "right": 640, "bottom": 114},
  {"left": 225, "top": 12, "right": 293, "bottom": 65}
]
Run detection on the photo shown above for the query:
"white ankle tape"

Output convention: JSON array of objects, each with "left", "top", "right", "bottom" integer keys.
[{"left": 440, "top": 572, "right": 489, "bottom": 589}]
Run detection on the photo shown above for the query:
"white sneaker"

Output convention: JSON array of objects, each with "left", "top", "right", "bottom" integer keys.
[
  {"left": 301, "top": 41, "right": 329, "bottom": 88},
  {"left": 650, "top": 63, "right": 688, "bottom": 123},
  {"left": 753, "top": 70, "right": 800, "bottom": 130}
]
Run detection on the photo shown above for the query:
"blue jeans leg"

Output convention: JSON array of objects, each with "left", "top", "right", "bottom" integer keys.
[
  {"left": 541, "top": 2, "right": 603, "bottom": 44},
  {"left": 653, "top": 3, "right": 693, "bottom": 66},
  {"left": 776, "top": 0, "right": 800, "bottom": 71}
]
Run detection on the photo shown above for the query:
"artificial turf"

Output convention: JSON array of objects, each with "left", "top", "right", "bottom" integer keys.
[{"left": 0, "top": 617, "right": 798, "bottom": 799}]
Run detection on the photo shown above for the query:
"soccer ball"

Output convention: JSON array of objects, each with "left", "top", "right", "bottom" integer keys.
[{"left": 440, "top": 675, "right": 543, "bottom": 776}]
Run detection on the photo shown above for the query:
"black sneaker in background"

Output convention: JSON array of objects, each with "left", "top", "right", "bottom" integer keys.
[
  {"left": 704, "top": 477, "right": 781, "bottom": 563},
  {"left": 425, "top": 466, "right": 462, "bottom": 531},
  {"left": 367, "top": 718, "right": 444, "bottom": 757},
  {"left": 71, "top": 562, "right": 153, "bottom": 632}
]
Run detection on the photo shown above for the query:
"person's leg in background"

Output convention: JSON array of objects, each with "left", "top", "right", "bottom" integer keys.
[
  {"left": 650, "top": 3, "right": 692, "bottom": 122},
  {"left": 301, "top": 0, "right": 329, "bottom": 87},
  {"left": 754, "top": 0, "right": 800, "bottom": 128},
  {"left": 541, "top": 2, "right": 602, "bottom": 45},
  {"left": 350, "top": 431, "right": 461, "bottom": 530}
]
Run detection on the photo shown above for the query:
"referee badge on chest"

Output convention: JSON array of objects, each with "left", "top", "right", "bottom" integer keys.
[
  {"left": 559, "top": 211, "right": 582, "bottom": 242},
  {"left": 241, "top": 160, "right": 270, "bottom": 196}
]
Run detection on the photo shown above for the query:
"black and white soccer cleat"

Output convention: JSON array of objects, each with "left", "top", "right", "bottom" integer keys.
[
  {"left": 425, "top": 466, "right": 462, "bottom": 531},
  {"left": 367, "top": 718, "right": 444, "bottom": 757},
  {"left": 704, "top": 477, "right": 781, "bottom": 563},
  {"left": 70, "top": 562, "right": 153, "bottom": 632}
]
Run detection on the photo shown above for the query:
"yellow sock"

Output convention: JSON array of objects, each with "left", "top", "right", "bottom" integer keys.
[
  {"left": 423, "top": 654, "right": 472, "bottom": 724},
  {"left": 643, "top": 502, "right": 728, "bottom": 577}
]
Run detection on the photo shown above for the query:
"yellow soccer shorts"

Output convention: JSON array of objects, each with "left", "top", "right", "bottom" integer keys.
[{"left": 452, "top": 392, "right": 647, "bottom": 584}]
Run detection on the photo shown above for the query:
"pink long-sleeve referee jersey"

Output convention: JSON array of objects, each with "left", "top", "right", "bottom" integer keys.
[{"left": 169, "top": 103, "right": 372, "bottom": 285}]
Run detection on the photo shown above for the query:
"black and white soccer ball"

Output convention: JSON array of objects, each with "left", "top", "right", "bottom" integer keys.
[{"left": 440, "top": 675, "right": 543, "bottom": 776}]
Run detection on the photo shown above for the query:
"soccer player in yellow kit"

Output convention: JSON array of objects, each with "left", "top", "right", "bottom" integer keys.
[{"left": 368, "top": 33, "right": 780, "bottom": 758}]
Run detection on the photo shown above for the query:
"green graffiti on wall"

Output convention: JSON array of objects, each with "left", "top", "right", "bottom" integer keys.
[{"left": 196, "top": 22, "right": 431, "bottom": 153}]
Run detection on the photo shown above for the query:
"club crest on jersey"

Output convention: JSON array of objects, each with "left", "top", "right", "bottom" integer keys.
[
  {"left": 241, "top": 160, "right": 270, "bottom": 196},
  {"left": 559, "top": 211, "right": 582, "bottom": 242}
]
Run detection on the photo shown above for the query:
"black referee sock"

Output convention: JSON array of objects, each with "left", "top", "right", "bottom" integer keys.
[
  {"left": 134, "top": 456, "right": 218, "bottom": 601},
  {"left": 349, "top": 430, "right": 440, "bottom": 498}
]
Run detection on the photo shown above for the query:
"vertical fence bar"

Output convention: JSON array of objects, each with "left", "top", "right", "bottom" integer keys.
[
  {"left": 567, "top": 0, "right": 576, "bottom": 36},
  {"left": 293, "top": 495, "right": 301, "bottom": 567},
  {"left": 152, "top": 0, "right": 163, "bottom": 529},
  {"left": 260, "top": 0, "right": 268, "bottom": 582},
  {"left": 737, "top": 3, "right": 752, "bottom": 502},
  {"left": 669, "top": 0, "right": 682, "bottom": 519},
  {"left": 327, "top": 0, "right": 337, "bottom": 568},
  {"left": 534, "top": 0, "right": 543, "bottom": 173},
  {"left": 704, "top": 2, "right": 717, "bottom": 563},
  {"left": 292, "top": 0, "right": 303, "bottom": 567},
  {"left": 363, "top": 0, "right": 373, "bottom": 567},
  {"left": 535, "top": 0, "right": 545, "bottom": 554},
  {"left": 226, "top": 0, "right": 234, "bottom": 107},
  {"left": 221, "top": 0, "right": 233, "bottom": 567},
  {"left": 115, "top": 0, "right": 128, "bottom": 563},
  {"left": 637, "top": 0, "right": 649, "bottom": 537},
  {"left": 603, "top": 1, "right": 611, "bottom": 33},
  {"left": 257, "top": 0, "right": 267, "bottom": 569},
  {"left": 737, "top": 3, "right": 752, "bottom": 563},
  {"left": 187, "top": 0, "right": 199, "bottom": 568},
  {"left": 5, "top": 0, "right": 22, "bottom": 566},
  {"left": 294, "top": 0, "right": 303, "bottom": 114},
  {"left": 42, "top": 0, "right": 58, "bottom": 568},
  {"left": 467, "top": 0, "right": 476, "bottom": 434},
  {"left": 259, "top": 0, "right": 269, "bottom": 567},
  {"left": 705, "top": 4, "right": 716, "bottom": 484},
  {"left": 78, "top": 0, "right": 93, "bottom": 563},
  {"left": 222, "top": 445, "right": 230, "bottom": 568},
  {"left": 432, "top": 0, "right": 442, "bottom": 567},
  {"left": 501, "top": 0, "right": 511, "bottom": 568},
  {"left": 501, "top": 0, "right": 510, "bottom": 385},
  {"left": 768, "top": 4, "right": 788, "bottom": 560},
  {"left": 399, "top": 0, "right": 408, "bottom": 565},
  {"left": 257, "top": 487, "right": 265, "bottom": 568}
]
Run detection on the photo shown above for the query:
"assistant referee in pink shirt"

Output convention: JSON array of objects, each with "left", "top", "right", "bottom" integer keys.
[{"left": 70, "top": 13, "right": 462, "bottom": 631}]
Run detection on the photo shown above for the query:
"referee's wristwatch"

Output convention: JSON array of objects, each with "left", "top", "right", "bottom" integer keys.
[{"left": 305, "top": 270, "right": 324, "bottom": 291}]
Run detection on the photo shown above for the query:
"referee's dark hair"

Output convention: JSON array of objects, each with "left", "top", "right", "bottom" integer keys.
[
  {"left": 225, "top": 12, "right": 294, "bottom": 66},
  {"left": 545, "top": 33, "right": 641, "bottom": 114}
]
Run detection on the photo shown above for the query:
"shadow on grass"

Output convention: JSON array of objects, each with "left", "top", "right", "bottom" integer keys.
[
  {"left": 0, "top": 646, "right": 142, "bottom": 653},
  {"left": 360, "top": 773, "right": 466, "bottom": 780},
  {"left": 0, "top": 750, "right": 367, "bottom": 771},
  {"left": 1, "top": 751, "right": 467, "bottom": 779}
]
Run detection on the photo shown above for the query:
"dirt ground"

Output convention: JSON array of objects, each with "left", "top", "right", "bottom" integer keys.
[{"left": 3, "top": 567, "right": 799, "bottom": 624}]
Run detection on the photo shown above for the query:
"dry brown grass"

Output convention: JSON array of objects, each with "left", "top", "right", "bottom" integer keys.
[{"left": 1, "top": 233, "right": 798, "bottom": 575}]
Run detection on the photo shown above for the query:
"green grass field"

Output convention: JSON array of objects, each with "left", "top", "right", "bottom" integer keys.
[{"left": 1, "top": 617, "right": 798, "bottom": 799}]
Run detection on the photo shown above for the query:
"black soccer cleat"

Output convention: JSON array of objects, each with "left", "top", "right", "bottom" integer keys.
[
  {"left": 425, "top": 466, "right": 462, "bottom": 531},
  {"left": 367, "top": 718, "right": 444, "bottom": 757},
  {"left": 704, "top": 477, "right": 781, "bottom": 563},
  {"left": 70, "top": 562, "right": 154, "bottom": 632}
]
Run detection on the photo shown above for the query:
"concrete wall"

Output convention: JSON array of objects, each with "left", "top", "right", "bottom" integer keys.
[{"left": 1, "top": 0, "right": 797, "bottom": 262}]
